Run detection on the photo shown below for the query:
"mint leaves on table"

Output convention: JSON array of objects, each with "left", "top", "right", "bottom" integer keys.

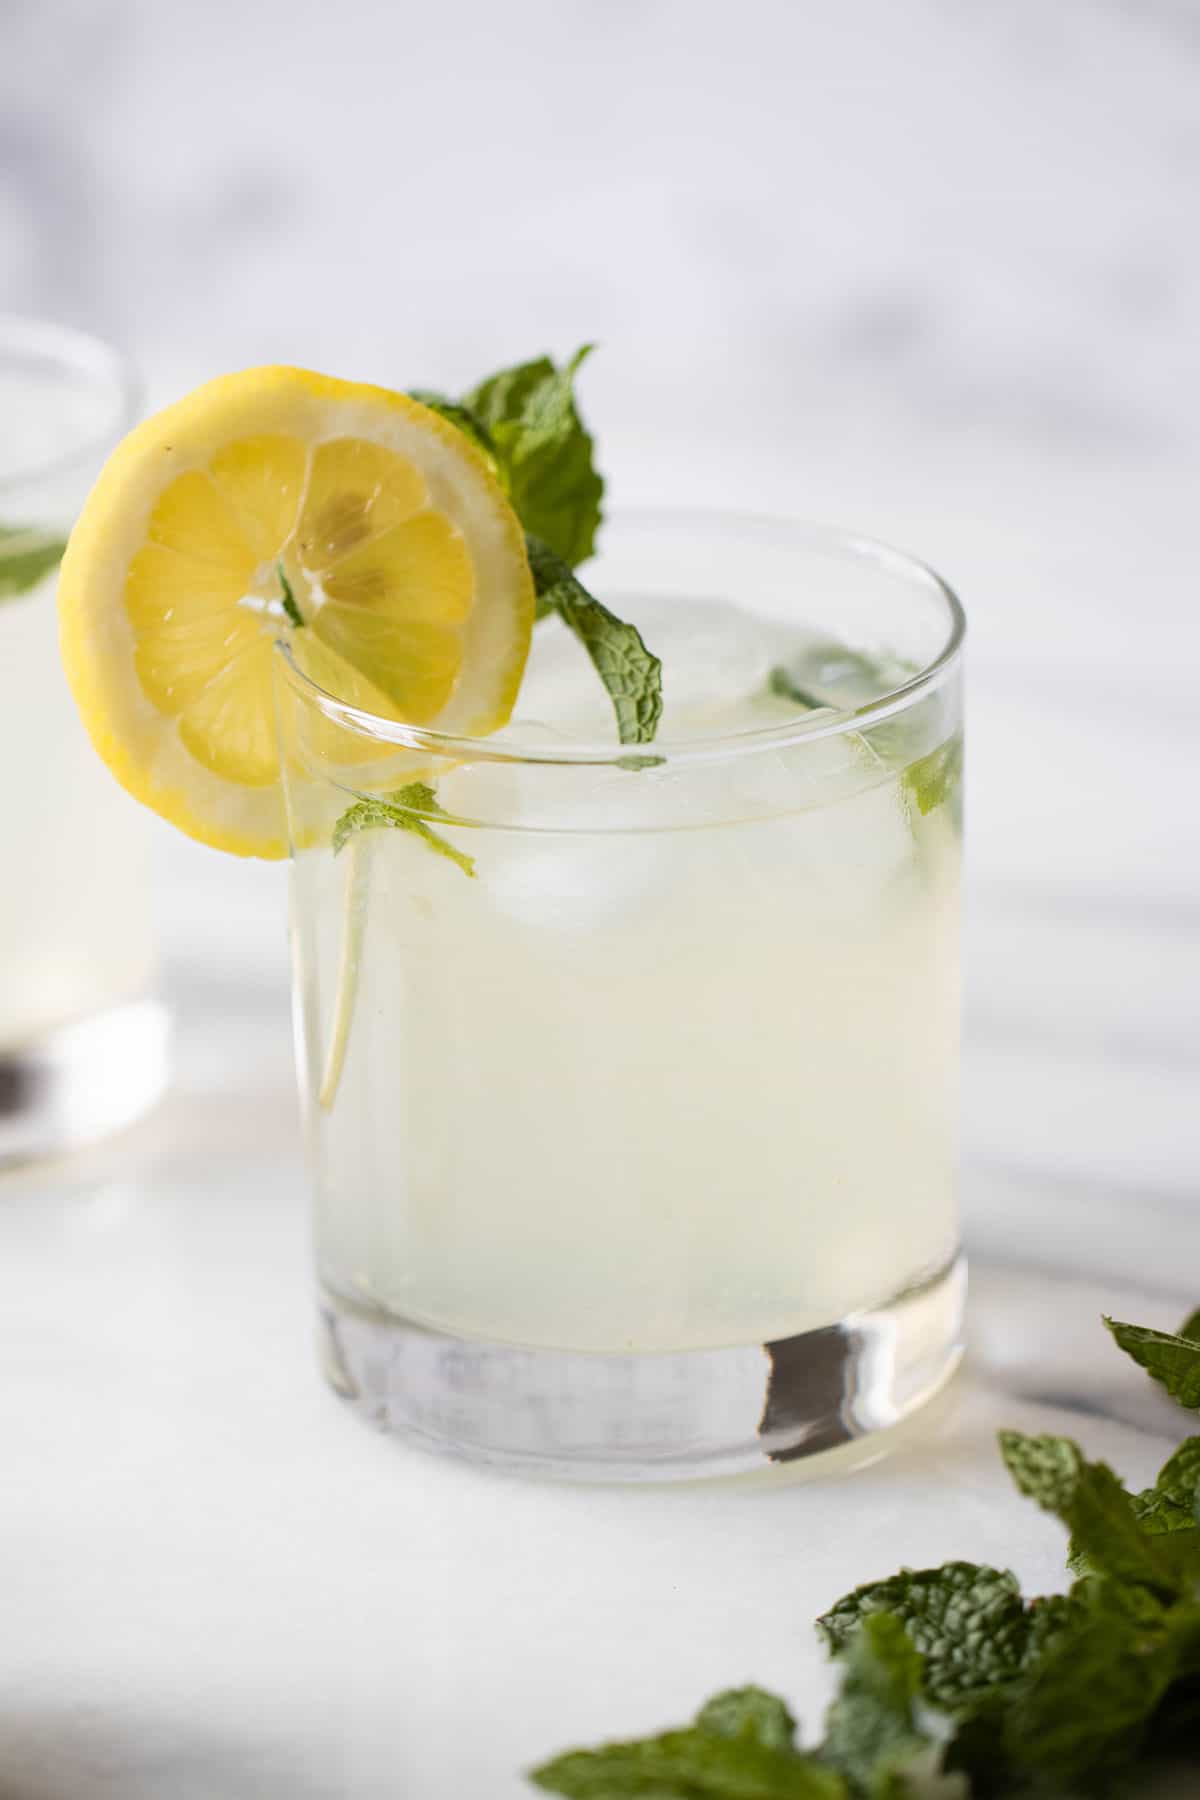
[
  {"left": 332, "top": 781, "right": 474, "bottom": 878},
  {"left": 819, "top": 1613, "right": 950, "bottom": 1798},
  {"left": 817, "top": 1562, "right": 1066, "bottom": 1714},
  {"left": 1104, "top": 1315, "right": 1200, "bottom": 1410},
  {"left": 412, "top": 349, "right": 663, "bottom": 747},
  {"left": 530, "top": 1305, "right": 1200, "bottom": 1799},
  {"left": 532, "top": 1686, "right": 845, "bottom": 1799},
  {"left": 0, "top": 523, "right": 67, "bottom": 601}
]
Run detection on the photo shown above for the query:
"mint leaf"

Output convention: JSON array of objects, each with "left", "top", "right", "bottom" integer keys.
[
  {"left": 527, "top": 535, "right": 663, "bottom": 746},
  {"left": 1000, "top": 1576, "right": 1190, "bottom": 1788},
  {"left": 277, "top": 560, "right": 303, "bottom": 627},
  {"left": 419, "top": 352, "right": 662, "bottom": 744},
  {"left": 531, "top": 1721, "right": 846, "bottom": 1797},
  {"left": 1156, "top": 1436, "right": 1200, "bottom": 1504},
  {"left": 0, "top": 524, "right": 67, "bottom": 601},
  {"left": 820, "top": 1614, "right": 943, "bottom": 1799},
  {"left": 332, "top": 782, "right": 474, "bottom": 877},
  {"left": 695, "top": 1690, "right": 798, "bottom": 1755},
  {"left": 1122, "top": 1441, "right": 1200, "bottom": 1541},
  {"left": 408, "top": 390, "right": 502, "bottom": 475},
  {"left": 1105, "top": 1316, "right": 1200, "bottom": 1410},
  {"left": 464, "top": 346, "right": 602, "bottom": 568},
  {"left": 768, "top": 666, "right": 825, "bottom": 711},
  {"left": 1132, "top": 1488, "right": 1199, "bottom": 1538},
  {"left": 901, "top": 737, "right": 962, "bottom": 823},
  {"left": 817, "top": 1564, "right": 1058, "bottom": 1711},
  {"left": 999, "top": 1431, "right": 1184, "bottom": 1595},
  {"left": 1180, "top": 1308, "right": 1200, "bottom": 1343}
]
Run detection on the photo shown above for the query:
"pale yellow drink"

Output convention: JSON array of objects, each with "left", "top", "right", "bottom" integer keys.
[{"left": 288, "top": 598, "right": 962, "bottom": 1357}]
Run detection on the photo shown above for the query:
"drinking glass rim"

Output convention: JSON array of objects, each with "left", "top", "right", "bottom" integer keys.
[
  {"left": 0, "top": 313, "right": 139, "bottom": 493},
  {"left": 274, "top": 507, "right": 966, "bottom": 769}
]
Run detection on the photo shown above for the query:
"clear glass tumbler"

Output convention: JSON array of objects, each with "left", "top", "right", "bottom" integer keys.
[
  {"left": 275, "top": 512, "right": 965, "bottom": 1479},
  {"left": 0, "top": 317, "right": 167, "bottom": 1162}
]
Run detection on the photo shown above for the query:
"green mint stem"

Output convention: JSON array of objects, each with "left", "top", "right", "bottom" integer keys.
[
  {"left": 332, "top": 785, "right": 475, "bottom": 874},
  {"left": 319, "top": 786, "right": 474, "bottom": 1111},
  {"left": 317, "top": 833, "right": 370, "bottom": 1111}
]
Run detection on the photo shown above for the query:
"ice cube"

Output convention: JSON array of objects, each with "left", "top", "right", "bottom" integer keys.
[
  {"left": 504, "top": 615, "right": 621, "bottom": 741},
  {"left": 609, "top": 594, "right": 802, "bottom": 739},
  {"left": 770, "top": 638, "right": 917, "bottom": 710}
]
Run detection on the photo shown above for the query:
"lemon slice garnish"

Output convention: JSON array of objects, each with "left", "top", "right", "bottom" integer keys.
[{"left": 58, "top": 365, "right": 534, "bottom": 858}]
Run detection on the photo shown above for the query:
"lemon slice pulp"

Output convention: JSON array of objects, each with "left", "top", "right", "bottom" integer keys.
[{"left": 58, "top": 366, "right": 534, "bottom": 857}]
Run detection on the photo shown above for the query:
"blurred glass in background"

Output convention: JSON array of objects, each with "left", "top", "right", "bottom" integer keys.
[{"left": 0, "top": 317, "right": 166, "bottom": 1160}]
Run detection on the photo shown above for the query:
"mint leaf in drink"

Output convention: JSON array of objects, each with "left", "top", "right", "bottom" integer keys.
[
  {"left": 0, "top": 524, "right": 68, "bottom": 601},
  {"left": 332, "top": 782, "right": 474, "bottom": 878},
  {"left": 1179, "top": 1308, "right": 1200, "bottom": 1343},
  {"left": 768, "top": 665, "right": 825, "bottom": 710},
  {"left": 769, "top": 642, "right": 909, "bottom": 711},
  {"left": 817, "top": 1563, "right": 1054, "bottom": 1710},
  {"left": 695, "top": 1688, "right": 799, "bottom": 1754},
  {"left": 902, "top": 737, "right": 963, "bottom": 822},
  {"left": 527, "top": 535, "right": 663, "bottom": 746},
  {"left": 464, "top": 345, "right": 602, "bottom": 568},
  {"left": 1105, "top": 1317, "right": 1200, "bottom": 1410}
]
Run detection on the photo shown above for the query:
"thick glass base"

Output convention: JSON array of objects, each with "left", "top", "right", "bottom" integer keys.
[
  {"left": 318, "top": 1253, "right": 966, "bottom": 1482},
  {"left": 0, "top": 999, "right": 169, "bottom": 1166}
]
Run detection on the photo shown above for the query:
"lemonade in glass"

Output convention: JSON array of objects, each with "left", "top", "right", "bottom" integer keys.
[{"left": 57, "top": 355, "right": 963, "bottom": 1477}]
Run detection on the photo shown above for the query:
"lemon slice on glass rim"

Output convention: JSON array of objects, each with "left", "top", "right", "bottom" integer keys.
[{"left": 58, "top": 365, "right": 535, "bottom": 859}]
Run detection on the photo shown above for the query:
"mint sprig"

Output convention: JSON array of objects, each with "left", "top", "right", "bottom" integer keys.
[
  {"left": 463, "top": 345, "right": 603, "bottom": 569},
  {"left": 411, "top": 351, "right": 663, "bottom": 747},
  {"left": 332, "top": 782, "right": 474, "bottom": 878},
  {"left": 531, "top": 1304, "right": 1200, "bottom": 1798},
  {"left": 526, "top": 535, "right": 662, "bottom": 746},
  {"left": 817, "top": 1562, "right": 1063, "bottom": 1712},
  {"left": 0, "top": 524, "right": 68, "bottom": 602}
]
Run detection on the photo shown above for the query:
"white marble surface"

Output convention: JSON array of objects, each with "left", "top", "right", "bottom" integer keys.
[{"left": 3, "top": 1, "right": 1200, "bottom": 1793}]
